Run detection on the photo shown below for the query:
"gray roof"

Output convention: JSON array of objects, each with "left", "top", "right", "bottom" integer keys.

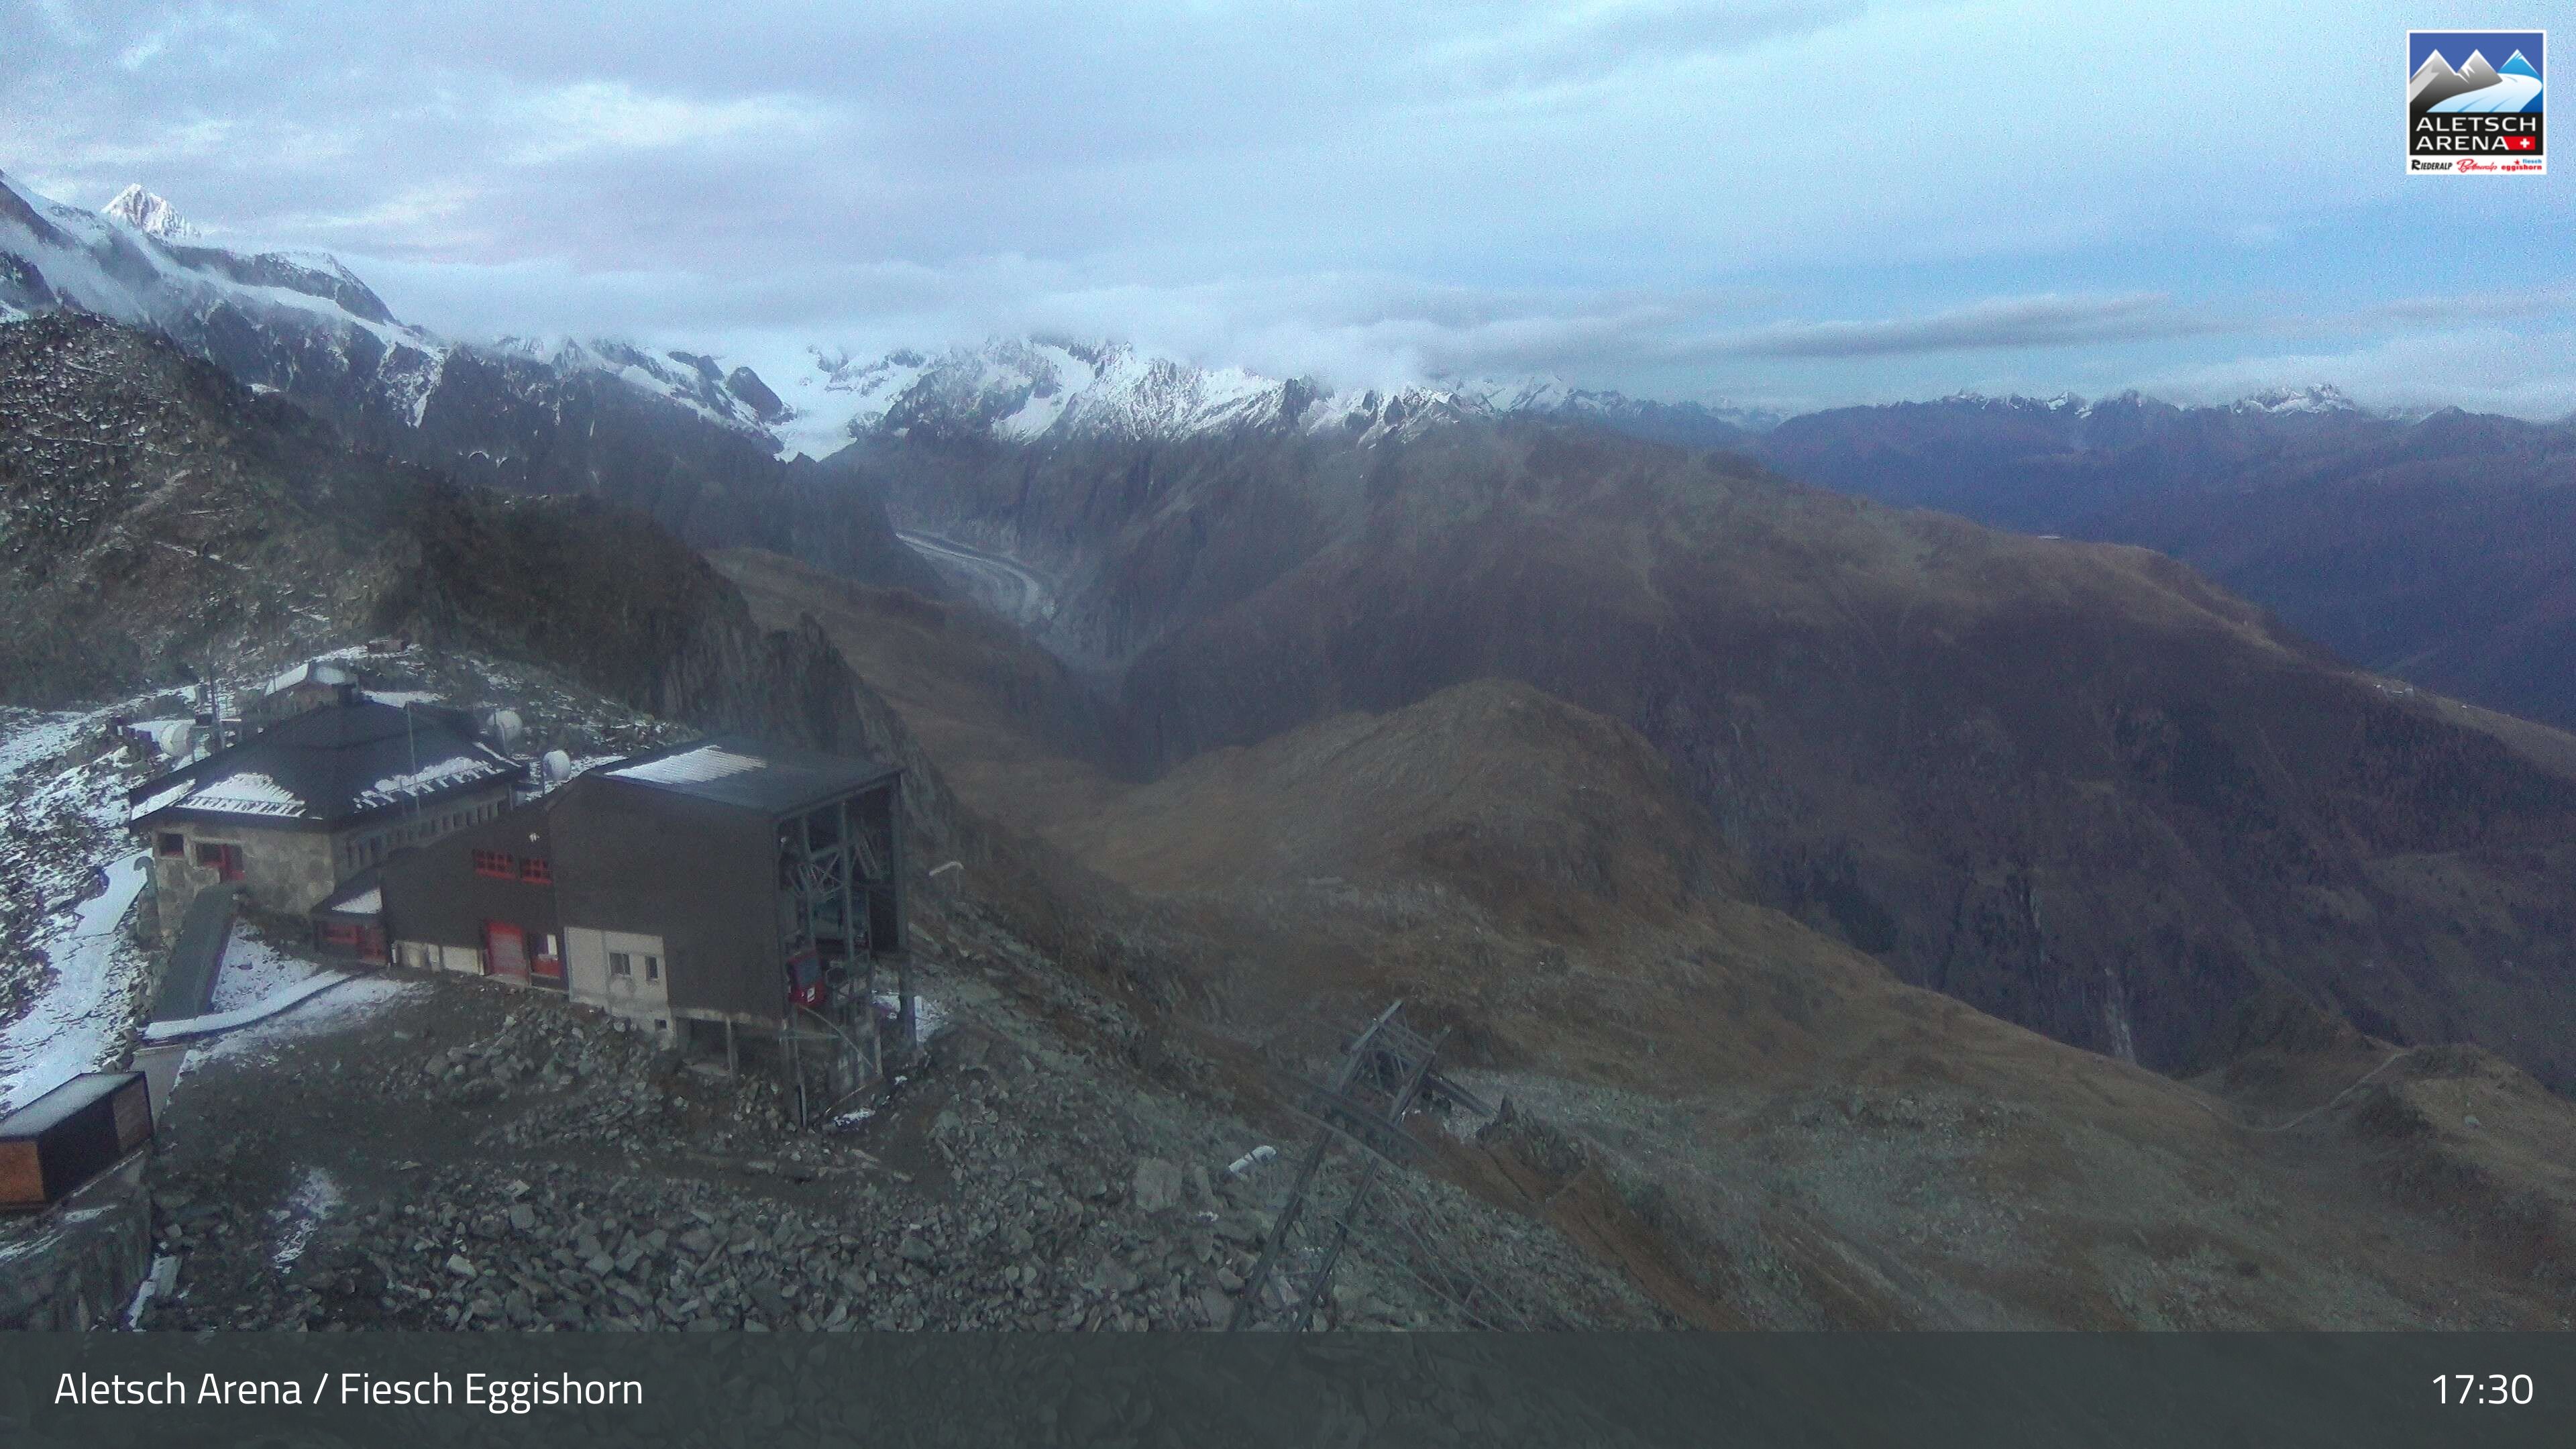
[
  {"left": 0, "top": 1071, "right": 143, "bottom": 1140},
  {"left": 127, "top": 699, "right": 522, "bottom": 830},
  {"left": 152, "top": 884, "right": 239, "bottom": 1022},
  {"left": 595, "top": 735, "right": 898, "bottom": 816},
  {"left": 315, "top": 865, "right": 383, "bottom": 919}
]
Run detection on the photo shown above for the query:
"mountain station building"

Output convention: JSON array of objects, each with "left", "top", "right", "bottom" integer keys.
[
  {"left": 124, "top": 691, "right": 524, "bottom": 941},
  {"left": 376, "top": 736, "right": 911, "bottom": 1088}
]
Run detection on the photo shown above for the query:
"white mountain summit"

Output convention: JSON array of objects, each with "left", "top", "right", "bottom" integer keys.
[{"left": 101, "top": 184, "right": 201, "bottom": 241}]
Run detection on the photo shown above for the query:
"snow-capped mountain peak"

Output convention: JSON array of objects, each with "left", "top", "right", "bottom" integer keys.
[
  {"left": 769, "top": 337, "right": 1782, "bottom": 451},
  {"left": 2234, "top": 383, "right": 2358, "bottom": 416},
  {"left": 101, "top": 184, "right": 200, "bottom": 241}
]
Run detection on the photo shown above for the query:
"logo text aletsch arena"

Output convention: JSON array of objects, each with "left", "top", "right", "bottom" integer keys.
[{"left": 2409, "top": 30, "right": 2545, "bottom": 175}]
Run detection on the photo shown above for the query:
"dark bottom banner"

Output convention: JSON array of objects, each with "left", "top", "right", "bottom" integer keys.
[{"left": 2, "top": 1332, "right": 2571, "bottom": 1447}]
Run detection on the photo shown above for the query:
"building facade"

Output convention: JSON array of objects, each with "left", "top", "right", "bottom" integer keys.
[
  {"left": 379, "top": 735, "right": 906, "bottom": 1064},
  {"left": 125, "top": 694, "right": 523, "bottom": 936}
]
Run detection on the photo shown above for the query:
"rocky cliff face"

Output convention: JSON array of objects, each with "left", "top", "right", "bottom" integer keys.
[{"left": 383, "top": 485, "right": 959, "bottom": 848}]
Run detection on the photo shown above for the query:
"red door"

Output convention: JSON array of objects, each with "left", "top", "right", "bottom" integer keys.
[
  {"left": 484, "top": 921, "right": 529, "bottom": 983},
  {"left": 531, "top": 932, "right": 564, "bottom": 989}
]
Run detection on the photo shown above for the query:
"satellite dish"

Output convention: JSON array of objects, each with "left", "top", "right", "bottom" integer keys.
[
  {"left": 540, "top": 749, "right": 574, "bottom": 784},
  {"left": 482, "top": 708, "right": 525, "bottom": 753}
]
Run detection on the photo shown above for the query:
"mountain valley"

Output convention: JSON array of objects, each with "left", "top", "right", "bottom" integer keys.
[{"left": 4, "top": 175, "right": 2575, "bottom": 1336}]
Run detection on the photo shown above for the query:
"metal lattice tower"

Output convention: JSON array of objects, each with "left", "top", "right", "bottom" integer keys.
[
  {"left": 777, "top": 793, "right": 908, "bottom": 1125},
  {"left": 1229, "top": 1000, "right": 1491, "bottom": 1332}
]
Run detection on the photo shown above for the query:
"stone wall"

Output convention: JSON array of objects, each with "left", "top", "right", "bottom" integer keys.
[
  {"left": 147, "top": 822, "right": 335, "bottom": 938},
  {"left": 146, "top": 788, "right": 516, "bottom": 941},
  {"left": 0, "top": 1155, "right": 153, "bottom": 1330}
]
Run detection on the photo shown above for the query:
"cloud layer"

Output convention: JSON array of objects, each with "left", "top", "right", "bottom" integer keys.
[{"left": 7, "top": 1, "right": 2573, "bottom": 413}]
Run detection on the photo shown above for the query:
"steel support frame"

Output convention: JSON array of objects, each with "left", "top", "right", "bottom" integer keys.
[
  {"left": 1228, "top": 1001, "right": 1457, "bottom": 1332},
  {"left": 779, "top": 784, "right": 915, "bottom": 1123}
]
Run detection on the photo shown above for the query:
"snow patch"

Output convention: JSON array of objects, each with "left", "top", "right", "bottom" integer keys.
[
  {"left": 127, "top": 778, "right": 193, "bottom": 822},
  {"left": 610, "top": 744, "right": 764, "bottom": 785},
  {"left": 352, "top": 751, "right": 510, "bottom": 809},
  {"left": 270, "top": 1167, "right": 344, "bottom": 1271},
  {"left": 209, "top": 928, "right": 325, "bottom": 1013},
  {"left": 183, "top": 769, "right": 308, "bottom": 818},
  {"left": 876, "top": 989, "right": 948, "bottom": 1042},
  {"left": 145, "top": 970, "right": 352, "bottom": 1042},
  {"left": 193, "top": 976, "right": 421, "bottom": 1061},
  {"left": 0, "top": 853, "right": 150, "bottom": 1112},
  {"left": 101, "top": 185, "right": 200, "bottom": 241}
]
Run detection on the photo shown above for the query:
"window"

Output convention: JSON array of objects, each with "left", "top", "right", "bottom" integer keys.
[
  {"left": 644, "top": 955, "right": 661, "bottom": 982},
  {"left": 520, "top": 856, "right": 552, "bottom": 885},
  {"left": 609, "top": 951, "right": 631, "bottom": 977},
  {"left": 472, "top": 849, "right": 515, "bottom": 879},
  {"left": 193, "top": 842, "right": 244, "bottom": 882},
  {"left": 156, "top": 833, "right": 184, "bottom": 858}
]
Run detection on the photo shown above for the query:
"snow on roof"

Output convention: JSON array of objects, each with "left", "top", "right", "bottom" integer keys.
[
  {"left": 125, "top": 699, "right": 520, "bottom": 828},
  {"left": 336, "top": 887, "right": 380, "bottom": 915},
  {"left": 609, "top": 744, "right": 765, "bottom": 785},
  {"left": 350, "top": 753, "right": 511, "bottom": 810},
  {"left": 127, "top": 778, "right": 195, "bottom": 822},
  {"left": 184, "top": 771, "right": 308, "bottom": 818},
  {"left": 263, "top": 661, "right": 351, "bottom": 696}
]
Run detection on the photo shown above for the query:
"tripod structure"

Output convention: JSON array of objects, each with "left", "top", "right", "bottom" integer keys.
[{"left": 1228, "top": 1000, "right": 1490, "bottom": 1332}]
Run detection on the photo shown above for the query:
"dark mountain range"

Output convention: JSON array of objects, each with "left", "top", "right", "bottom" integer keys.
[
  {"left": 724, "top": 497, "right": 2576, "bottom": 1330},
  {"left": 1739, "top": 392, "right": 2576, "bottom": 731},
  {"left": 0, "top": 172, "right": 940, "bottom": 598},
  {"left": 13, "top": 306, "right": 2576, "bottom": 1331},
  {"left": 839, "top": 414, "right": 2576, "bottom": 1094},
  {"left": 11, "top": 167, "right": 2575, "bottom": 1093}
]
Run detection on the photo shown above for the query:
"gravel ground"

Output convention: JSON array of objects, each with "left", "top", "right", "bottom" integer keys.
[{"left": 136, "top": 905, "right": 1662, "bottom": 1333}]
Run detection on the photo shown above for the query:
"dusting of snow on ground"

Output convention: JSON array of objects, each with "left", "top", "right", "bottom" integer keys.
[
  {"left": 1, "top": 700, "right": 163, "bottom": 1112},
  {"left": 144, "top": 969, "right": 352, "bottom": 1043},
  {"left": 209, "top": 927, "right": 325, "bottom": 1013},
  {"left": 123, "top": 1253, "right": 178, "bottom": 1328},
  {"left": 0, "top": 853, "right": 148, "bottom": 1112},
  {"left": 269, "top": 1166, "right": 343, "bottom": 1271},
  {"left": 197, "top": 976, "right": 425, "bottom": 1065},
  {"left": 877, "top": 990, "right": 949, "bottom": 1043}
]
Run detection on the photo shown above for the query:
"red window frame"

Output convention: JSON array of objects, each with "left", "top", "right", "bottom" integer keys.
[
  {"left": 519, "top": 856, "right": 552, "bottom": 885},
  {"left": 193, "top": 842, "right": 244, "bottom": 882},
  {"left": 472, "top": 849, "right": 515, "bottom": 879}
]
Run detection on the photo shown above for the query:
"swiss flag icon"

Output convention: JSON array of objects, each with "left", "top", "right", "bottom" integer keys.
[{"left": 2505, "top": 136, "right": 2538, "bottom": 151}]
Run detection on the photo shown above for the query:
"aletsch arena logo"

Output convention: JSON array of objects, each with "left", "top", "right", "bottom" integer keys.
[{"left": 2409, "top": 30, "right": 2545, "bottom": 174}]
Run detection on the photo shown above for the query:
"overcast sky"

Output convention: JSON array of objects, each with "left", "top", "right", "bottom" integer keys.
[{"left": 9, "top": 1, "right": 2572, "bottom": 414}]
